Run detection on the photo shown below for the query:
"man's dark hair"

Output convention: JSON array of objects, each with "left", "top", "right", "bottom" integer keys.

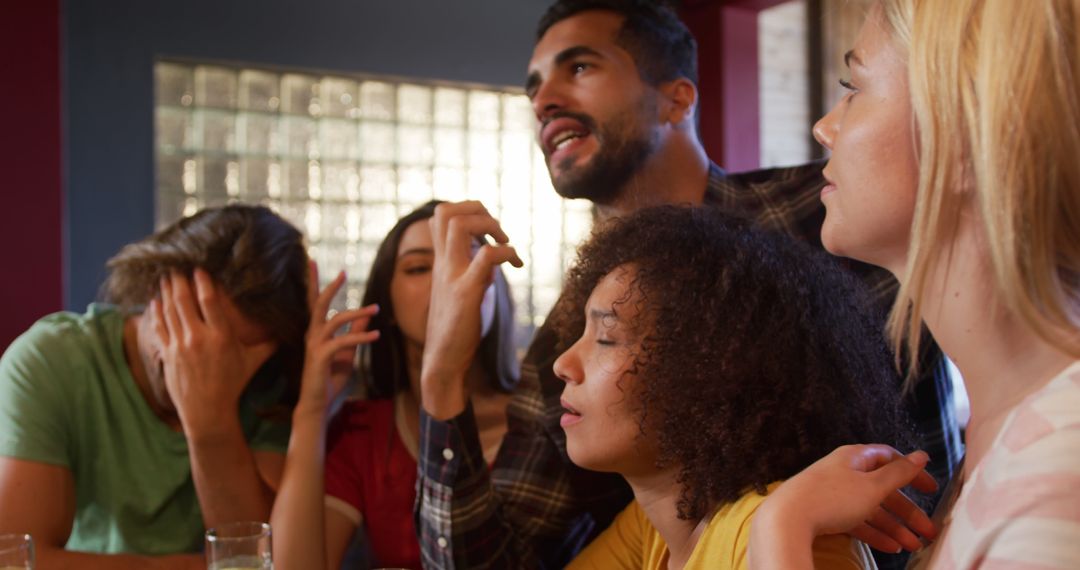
[
  {"left": 552, "top": 206, "right": 914, "bottom": 520},
  {"left": 537, "top": 0, "right": 698, "bottom": 86},
  {"left": 103, "top": 205, "right": 310, "bottom": 415},
  {"left": 359, "top": 200, "right": 519, "bottom": 399}
]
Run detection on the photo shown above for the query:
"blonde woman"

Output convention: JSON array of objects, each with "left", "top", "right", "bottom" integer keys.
[{"left": 747, "top": 0, "right": 1080, "bottom": 568}]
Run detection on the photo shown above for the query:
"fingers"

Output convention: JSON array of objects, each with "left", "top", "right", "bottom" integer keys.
[
  {"left": 314, "top": 304, "right": 380, "bottom": 343},
  {"left": 311, "top": 270, "right": 347, "bottom": 326},
  {"left": 429, "top": 201, "right": 493, "bottom": 250},
  {"left": 903, "top": 451, "right": 939, "bottom": 495},
  {"left": 193, "top": 268, "right": 228, "bottom": 331},
  {"left": 850, "top": 522, "right": 903, "bottom": 554},
  {"left": 159, "top": 276, "right": 183, "bottom": 344},
  {"left": 444, "top": 214, "right": 512, "bottom": 268},
  {"left": 148, "top": 297, "right": 169, "bottom": 346},
  {"left": 462, "top": 244, "right": 524, "bottom": 286},
  {"left": 847, "top": 444, "right": 906, "bottom": 472},
  {"left": 869, "top": 450, "right": 930, "bottom": 495},
  {"left": 168, "top": 271, "right": 203, "bottom": 334},
  {"left": 866, "top": 506, "right": 923, "bottom": 552},
  {"left": 882, "top": 489, "right": 937, "bottom": 540}
]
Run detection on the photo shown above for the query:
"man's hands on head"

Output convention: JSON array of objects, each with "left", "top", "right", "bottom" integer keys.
[
  {"left": 421, "top": 201, "right": 523, "bottom": 420},
  {"left": 147, "top": 269, "right": 276, "bottom": 439}
]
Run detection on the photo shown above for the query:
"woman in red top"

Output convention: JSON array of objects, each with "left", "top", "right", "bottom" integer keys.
[{"left": 272, "top": 201, "right": 519, "bottom": 570}]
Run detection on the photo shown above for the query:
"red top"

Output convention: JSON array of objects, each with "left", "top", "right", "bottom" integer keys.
[{"left": 325, "top": 398, "right": 420, "bottom": 570}]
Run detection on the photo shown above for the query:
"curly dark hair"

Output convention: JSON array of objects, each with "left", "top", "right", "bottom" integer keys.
[
  {"left": 537, "top": 0, "right": 698, "bottom": 86},
  {"left": 551, "top": 206, "right": 913, "bottom": 520}
]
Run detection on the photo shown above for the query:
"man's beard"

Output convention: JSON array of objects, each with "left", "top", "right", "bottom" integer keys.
[{"left": 548, "top": 99, "right": 659, "bottom": 204}]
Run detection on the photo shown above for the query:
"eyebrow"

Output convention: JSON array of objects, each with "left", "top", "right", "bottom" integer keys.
[
  {"left": 397, "top": 247, "right": 434, "bottom": 259},
  {"left": 525, "top": 45, "right": 604, "bottom": 97},
  {"left": 844, "top": 50, "right": 863, "bottom": 69}
]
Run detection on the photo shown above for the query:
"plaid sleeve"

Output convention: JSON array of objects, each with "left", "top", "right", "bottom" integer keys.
[{"left": 416, "top": 322, "right": 631, "bottom": 569}]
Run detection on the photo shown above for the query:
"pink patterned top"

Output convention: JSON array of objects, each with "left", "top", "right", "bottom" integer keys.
[{"left": 909, "top": 361, "right": 1080, "bottom": 569}]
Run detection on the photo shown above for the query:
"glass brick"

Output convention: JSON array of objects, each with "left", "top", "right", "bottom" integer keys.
[
  {"left": 198, "top": 155, "right": 231, "bottom": 203},
  {"left": 397, "top": 166, "right": 433, "bottom": 205},
  {"left": 397, "top": 125, "right": 433, "bottom": 166},
  {"left": 359, "top": 165, "right": 397, "bottom": 203},
  {"left": 319, "top": 118, "right": 359, "bottom": 160},
  {"left": 282, "top": 116, "right": 317, "bottom": 158},
  {"left": 502, "top": 94, "right": 534, "bottom": 132},
  {"left": 359, "top": 122, "right": 395, "bottom": 163},
  {"left": 359, "top": 81, "right": 395, "bottom": 120},
  {"left": 156, "top": 62, "right": 195, "bottom": 107},
  {"left": 282, "top": 73, "right": 321, "bottom": 116},
  {"left": 239, "top": 69, "right": 280, "bottom": 112},
  {"left": 280, "top": 159, "right": 311, "bottom": 200},
  {"left": 434, "top": 87, "right": 466, "bottom": 127},
  {"left": 469, "top": 131, "right": 499, "bottom": 168},
  {"left": 196, "top": 109, "right": 237, "bottom": 153},
  {"left": 195, "top": 66, "right": 238, "bottom": 109},
  {"left": 237, "top": 112, "right": 280, "bottom": 155},
  {"left": 156, "top": 153, "right": 192, "bottom": 196},
  {"left": 276, "top": 201, "right": 309, "bottom": 237},
  {"left": 321, "top": 161, "right": 359, "bottom": 202},
  {"left": 156, "top": 107, "right": 193, "bottom": 153},
  {"left": 468, "top": 168, "right": 499, "bottom": 209},
  {"left": 320, "top": 202, "right": 352, "bottom": 243},
  {"left": 500, "top": 131, "right": 533, "bottom": 177},
  {"left": 433, "top": 127, "right": 466, "bottom": 167},
  {"left": 469, "top": 91, "right": 501, "bottom": 131},
  {"left": 433, "top": 167, "right": 466, "bottom": 202},
  {"left": 321, "top": 77, "right": 359, "bottom": 118},
  {"left": 239, "top": 157, "right": 278, "bottom": 201},
  {"left": 361, "top": 203, "right": 401, "bottom": 242},
  {"left": 397, "top": 84, "right": 432, "bottom": 124},
  {"left": 157, "top": 190, "right": 189, "bottom": 229}
]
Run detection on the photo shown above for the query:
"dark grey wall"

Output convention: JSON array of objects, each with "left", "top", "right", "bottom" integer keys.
[{"left": 65, "top": 0, "right": 549, "bottom": 309}]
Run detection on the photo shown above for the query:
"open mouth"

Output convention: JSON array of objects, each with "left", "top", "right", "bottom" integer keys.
[
  {"left": 541, "top": 116, "right": 593, "bottom": 159},
  {"left": 560, "top": 398, "right": 584, "bottom": 427}
]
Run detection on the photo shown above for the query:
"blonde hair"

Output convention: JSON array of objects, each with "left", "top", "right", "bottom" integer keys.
[{"left": 880, "top": 0, "right": 1080, "bottom": 376}]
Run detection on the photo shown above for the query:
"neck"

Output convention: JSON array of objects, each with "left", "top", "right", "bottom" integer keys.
[
  {"left": 624, "top": 467, "right": 708, "bottom": 570},
  {"left": 596, "top": 136, "right": 710, "bottom": 221},
  {"left": 911, "top": 221, "right": 1074, "bottom": 473}
]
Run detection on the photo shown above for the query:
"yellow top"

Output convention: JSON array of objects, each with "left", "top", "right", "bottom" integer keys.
[{"left": 568, "top": 482, "right": 876, "bottom": 570}]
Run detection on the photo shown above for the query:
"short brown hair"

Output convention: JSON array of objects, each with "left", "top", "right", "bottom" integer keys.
[{"left": 103, "top": 205, "right": 310, "bottom": 410}]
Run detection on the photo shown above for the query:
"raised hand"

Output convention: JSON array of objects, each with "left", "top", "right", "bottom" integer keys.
[
  {"left": 149, "top": 268, "right": 277, "bottom": 436},
  {"left": 421, "top": 201, "right": 523, "bottom": 420},
  {"left": 749, "top": 444, "right": 939, "bottom": 569},
  {"left": 296, "top": 261, "right": 380, "bottom": 421}
]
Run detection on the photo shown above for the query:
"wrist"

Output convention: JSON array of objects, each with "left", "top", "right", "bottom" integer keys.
[
  {"left": 420, "top": 369, "right": 469, "bottom": 420},
  {"left": 182, "top": 412, "right": 243, "bottom": 445}
]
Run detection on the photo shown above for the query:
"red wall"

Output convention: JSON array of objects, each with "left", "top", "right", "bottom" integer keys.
[
  {"left": 0, "top": 1, "right": 64, "bottom": 351},
  {"left": 682, "top": 0, "right": 789, "bottom": 171}
]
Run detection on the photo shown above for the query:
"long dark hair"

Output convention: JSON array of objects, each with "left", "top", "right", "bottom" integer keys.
[{"left": 359, "top": 200, "right": 519, "bottom": 399}]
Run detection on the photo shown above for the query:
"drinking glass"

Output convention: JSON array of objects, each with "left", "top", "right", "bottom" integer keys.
[
  {"left": 205, "top": 521, "right": 272, "bottom": 570},
  {"left": 0, "top": 533, "right": 33, "bottom": 569}
]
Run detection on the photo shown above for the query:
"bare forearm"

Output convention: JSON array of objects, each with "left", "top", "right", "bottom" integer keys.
[
  {"left": 187, "top": 415, "right": 274, "bottom": 527},
  {"left": 37, "top": 547, "right": 202, "bottom": 570},
  {"left": 270, "top": 412, "right": 328, "bottom": 570},
  {"left": 748, "top": 501, "right": 815, "bottom": 570}
]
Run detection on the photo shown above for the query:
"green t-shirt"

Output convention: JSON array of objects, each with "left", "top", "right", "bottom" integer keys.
[{"left": 0, "top": 304, "right": 291, "bottom": 555}]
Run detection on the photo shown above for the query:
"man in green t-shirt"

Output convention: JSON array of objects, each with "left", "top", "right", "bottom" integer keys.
[{"left": 0, "top": 205, "right": 310, "bottom": 569}]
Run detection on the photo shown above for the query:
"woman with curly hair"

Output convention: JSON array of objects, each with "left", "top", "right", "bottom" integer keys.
[{"left": 554, "top": 205, "right": 910, "bottom": 569}]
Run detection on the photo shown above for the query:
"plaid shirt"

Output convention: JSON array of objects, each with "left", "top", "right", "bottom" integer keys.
[{"left": 416, "top": 161, "right": 963, "bottom": 569}]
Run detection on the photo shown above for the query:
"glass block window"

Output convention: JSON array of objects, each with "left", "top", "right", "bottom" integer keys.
[{"left": 154, "top": 61, "right": 593, "bottom": 348}]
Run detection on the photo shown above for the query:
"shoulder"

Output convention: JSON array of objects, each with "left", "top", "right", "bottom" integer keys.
[{"left": 0, "top": 305, "right": 122, "bottom": 386}]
